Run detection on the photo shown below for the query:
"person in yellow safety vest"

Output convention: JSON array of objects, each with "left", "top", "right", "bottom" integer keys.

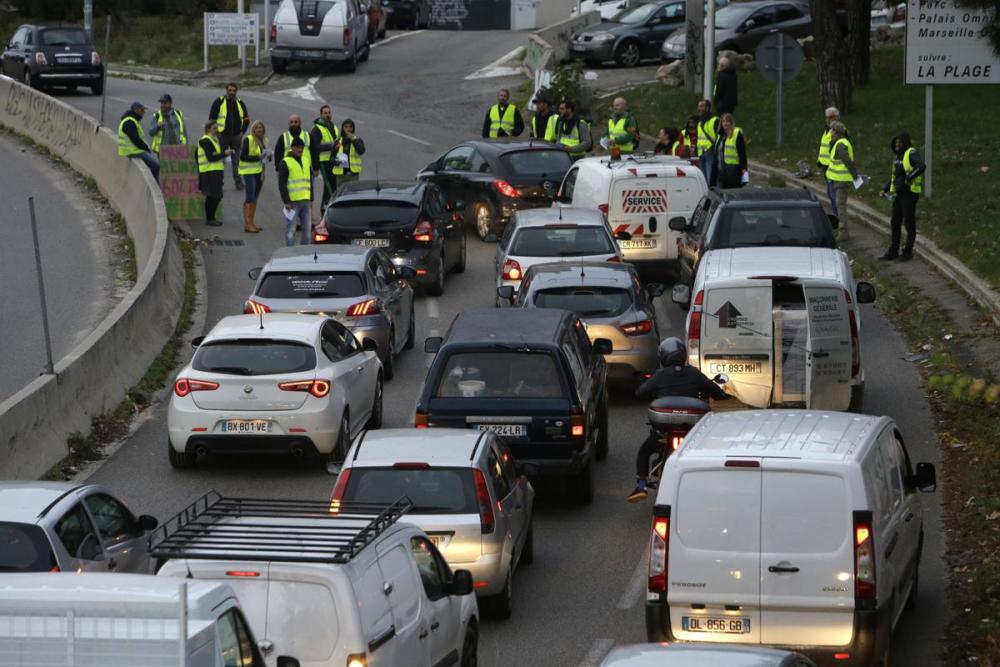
[
  {"left": 311, "top": 104, "right": 341, "bottom": 212},
  {"left": 148, "top": 93, "right": 187, "bottom": 154},
  {"left": 239, "top": 120, "right": 271, "bottom": 234},
  {"left": 196, "top": 121, "right": 232, "bottom": 227},
  {"left": 117, "top": 101, "right": 160, "bottom": 182},
  {"left": 553, "top": 100, "right": 592, "bottom": 160},
  {"left": 274, "top": 115, "right": 315, "bottom": 173},
  {"left": 531, "top": 95, "right": 557, "bottom": 141},
  {"left": 715, "top": 113, "right": 748, "bottom": 189},
  {"left": 605, "top": 97, "right": 639, "bottom": 155},
  {"left": 878, "top": 132, "right": 926, "bottom": 262},
  {"left": 279, "top": 137, "right": 313, "bottom": 246},
  {"left": 695, "top": 99, "right": 720, "bottom": 186},
  {"left": 208, "top": 83, "right": 250, "bottom": 190},
  {"left": 825, "top": 121, "right": 860, "bottom": 242},
  {"left": 482, "top": 88, "right": 525, "bottom": 139},
  {"left": 817, "top": 107, "right": 848, "bottom": 223},
  {"left": 654, "top": 127, "right": 685, "bottom": 157},
  {"left": 333, "top": 119, "right": 366, "bottom": 184}
]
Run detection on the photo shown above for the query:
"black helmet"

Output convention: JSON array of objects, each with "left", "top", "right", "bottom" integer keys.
[{"left": 658, "top": 337, "right": 686, "bottom": 367}]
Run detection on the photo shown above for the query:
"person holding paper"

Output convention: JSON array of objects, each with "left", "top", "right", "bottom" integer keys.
[
  {"left": 279, "top": 137, "right": 313, "bottom": 246},
  {"left": 878, "top": 132, "right": 926, "bottom": 262},
  {"left": 825, "top": 121, "right": 860, "bottom": 242}
]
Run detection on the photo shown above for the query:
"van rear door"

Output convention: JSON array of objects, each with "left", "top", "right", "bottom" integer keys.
[
  {"left": 759, "top": 462, "right": 855, "bottom": 646},
  {"left": 264, "top": 565, "right": 345, "bottom": 665},
  {"left": 608, "top": 176, "right": 670, "bottom": 262},
  {"left": 803, "top": 282, "right": 852, "bottom": 410},
  {"left": 700, "top": 284, "right": 773, "bottom": 408}
]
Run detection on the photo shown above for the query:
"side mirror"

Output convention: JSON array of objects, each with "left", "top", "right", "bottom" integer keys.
[
  {"left": 362, "top": 338, "right": 379, "bottom": 352},
  {"left": 424, "top": 336, "right": 443, "bottom": 354},
  {"left": 645, "top": 282, "right": 666, "bottom": 298},
  {"left": 423, "top": 161, "right": 439, "bottom": 173},
  {"left": 915, "top": 462, "right": 936, "bottom": 492},
  {"left": 450, "top": 569, "right": 474, "bottom": 596},
  {"left": 668, "top": 216, "right": 688, "bottom": 232},
  {"left": 483, "top": 233, "right": 498, "bottom": 243},
  {"left": 671, "top": 284, "right": 691, "bottom": 306},
  {"left": 277, "top": 658, "right": 301, "bottom": 667},
  {"left": 138, "top": 514, "right": 159, "bottom": 531},
  {"left": 190, "top": 335, "right": 205, "bottom": 349},
  {"left": 593, "top": 338, "right": 613, "bottom": 355},
  {"left": 497, "top": 285, "right": 515, "bottom": 301},
  {"left": 712, "top": 373, "right": 729, "bottom": 384},
  {"left": 398, "top": 266, "right": 417, "bottom": 279},
  {"left": 248, "top": 267, "right": 262, "bottom": 280},
  {"left": 855, "top": 281, "right": 876, "bottom": 304},
  {"left": 615, "top": 230, "right": 632, "bottom": 241}
]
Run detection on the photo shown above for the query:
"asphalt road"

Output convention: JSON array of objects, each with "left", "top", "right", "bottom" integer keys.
[
  {"left": 0, "top": 133, "right": 117, "bottom": 403},
  {"left": 53, "top": 30, "right": 945, "bottom": 666}
]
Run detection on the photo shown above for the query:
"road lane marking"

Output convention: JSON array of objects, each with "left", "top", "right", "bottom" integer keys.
[
  {"left": 578, "top": 638, "right": 615, "bottom": 667},
  {"left": 464, "top": 46, "right": 525, "bottom": 80},
  {"left": 275, "top": 75, "right": 325, "bottom": 103},
  {"left": 388, "top": 129, "right": 431, "bottom": 146},
  {"left": 372, "top": 30, "right": 426, "bottom": 48},
  {"left": 425, "top": 298, "right": 440, "bottom": 319},
  {"left": 618, "top": 549, "right": 650, "bottom": 609}
]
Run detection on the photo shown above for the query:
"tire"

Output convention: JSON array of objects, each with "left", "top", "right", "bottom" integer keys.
[
  {"left": 426, "top": 255, "right": 445, "bottom": 297},
  {"left": 569, "top": 461, "right": 594, "bottom": 505},
  {"left": 460, "top": 625, "right": 478, "bottom": 667},
  {"left": 614, "top": 40, "right": 641, "bottom": 67},
  {"left": 403, "top": 305, "right": 415, "bottom": 349},
  {"left": 520, "top": 521, "right": 534, "bottom": 566},
  {"left": 359, "top": 41, "right": 370, "bottom": 62},
  {"left": 473, "top": 200, "right": 495, "bottom": 240},
  {"left": 483, "top": 565, "right": 513, "bottom": 619},
  {"left": 167, "top": 440, "right": 195, "bottom": 469},
  {"left": 90, "top": 79, "right": 103, "bottom": 96},
  {"left": 382, "top": 331, "right": 395, "bottom": 380},
  {"left": 453, "top": 232, "right": 467, "bottom": 273},
  {"left": 23, "top": 68, "right": 37, "bottom": 90},
  {"left": 272, "top": 58, "right": 288, "bottom": 73},
  {"left": 331, "top": 413, "right": 350, "bottom": 464},
  {"left": 365, "top": 376, "right": 384, "bottom": 429},
  {"left": 344, "top": 49, "right": 358, "bottom": 73},
  {"left": 595, "top": 400, "right": 609, "bottom": 461}
]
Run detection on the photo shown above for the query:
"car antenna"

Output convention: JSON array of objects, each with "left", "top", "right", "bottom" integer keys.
[
  {"left": 314, "top": 249, "right": 318, "bottom": 262},
  {"left": 558, "top": 205, "right": 562, "bottom": 221},
  {"left": 375, "top": 161, "right": 381, "bottom": 195},
  {"left": 259, "top": 309, "right": 264, "bottom": 331}
]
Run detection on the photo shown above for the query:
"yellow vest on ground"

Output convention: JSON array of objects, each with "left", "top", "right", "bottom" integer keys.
[
  {"left": 313, "top": 122, "right": 338, "bottom": 163},
  {"left": 488, "top": 104, "right": 517, "bottom": 138},
  {"left": 238, "top": 137, "right": 265, "bottom": 176},
  {"left": 697, "top": 115, "right": 718, "bottom": 156},
  {"left": 889, "top": 147, "right": 923, "bottom": 195},
  {"left": 216, "top": 97, "right": 245, "bottom": 134},
  {"left": 333, "top": 142, "right": 362, "bottom": 175},
  {"left": 150, "top": 109, "right": 186, "bottom": 153},
  {"left": 607, "top": 115, "right": 635, "bottom": 154},
  {"left": 723, "top": 127, "right": 743, "bottom": 165},
  {"left": 283, "top": 156, "right": 312, "bottom": 202},
  {"left": 117, "top": 117, "right": 145, "bottom": 157},
  {"left": 826, "top": 138, "right": 855, "bottom": 182},
  {"left": 197, "top": 134, "right": 224, "bottom": 174}
]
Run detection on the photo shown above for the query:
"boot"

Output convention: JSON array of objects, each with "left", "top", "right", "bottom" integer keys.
[
  {"left": 243, "top": 203, "right": 260, "bottom": 233},
  {"left": 627, "top": 479, "right": 648, "bottom": 504}
]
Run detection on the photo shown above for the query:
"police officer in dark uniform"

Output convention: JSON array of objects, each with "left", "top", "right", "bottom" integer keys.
[{"left": 628, "top": 338, "right": 728, "bottom": 502}]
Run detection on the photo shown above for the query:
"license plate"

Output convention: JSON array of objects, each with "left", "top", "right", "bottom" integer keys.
[
  {"left": 220, "top": 419, "right": 272, "bottom": 433},
  {"left": 709, "top": 361, "right": 763, "bottom": 375},
  {"left": 296, "top": 50, "right": 324, "bottom": 57},
  {"left": 353, "top": 238, "right": 390, "bottom": 247},
  {"left": 58, "top": 57, "right": 83, "bottom": 64},
  {"left": 682, "top": 616, "right": 751, "bottom": 634},
  {"left": 619, "top": 239, "right": 657, "bottom": 249},
  {"left": 477, "top": 424, "right": 526, "bottom": 437}
]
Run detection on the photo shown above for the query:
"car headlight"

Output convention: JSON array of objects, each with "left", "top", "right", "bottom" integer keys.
[{"left": 593, "top": 32, "right": 616, "bottom": 41}]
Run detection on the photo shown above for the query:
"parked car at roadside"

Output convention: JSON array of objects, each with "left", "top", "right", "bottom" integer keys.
[
  {"left": 269, "top": 0, "right": 370, "bottom": 73},
  {"left": 1, "top": 24, "right": 104, "bottom": 94},
  {"left": 385, "top": 0, "right": 431, "bottom": 29}
]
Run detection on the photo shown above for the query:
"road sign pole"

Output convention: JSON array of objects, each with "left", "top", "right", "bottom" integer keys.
[
  {"left": 28, "top": 198, "right": 55, "bottom": 377},
  {"left": 238, "top": 0, "right": 246, "bottom": 74},
  {"left": 776, "top": 39, "right": 783, "bottom": 145},
  {"left": 925, "top": 84, "right": 933, "bottom": 199},
  {"left": 99, "top": 16, "right": 110, "bottom": 125},
  {"left": 204, "top": 14, "right": 209, "bottom": 73},
  {"left": 703, "top": 0, "right": 716, "bottom": 101},
  {"left": 84, "top": 0, "right": 93, "bottom": 38},
  {"left": 264, "top": 0, "right": 270, "bottom": 53}
]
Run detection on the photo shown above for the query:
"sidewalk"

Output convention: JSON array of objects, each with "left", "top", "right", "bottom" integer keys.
[{"left": 107, "top": 60, "right": 274, "bottom": 88}]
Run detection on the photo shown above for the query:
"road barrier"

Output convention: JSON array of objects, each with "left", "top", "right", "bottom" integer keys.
[
  {"left": 0, "top": 77, "right": 185, "bottom": 479},
  {"left": 525, "top": 11, "right": 601, "bottom": 75}
]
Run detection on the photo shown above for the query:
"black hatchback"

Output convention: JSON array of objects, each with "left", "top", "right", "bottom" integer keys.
[
  {"left": 418, "top": 308, "right": 611, "bottom": 504},
  {"left": 315, "top": 180, "right": 467, "bottom": 296},
  {"left": 1, "top": 24, "right": 104, "bottom": 94}
]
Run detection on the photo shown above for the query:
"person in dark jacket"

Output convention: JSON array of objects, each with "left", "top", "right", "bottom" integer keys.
[
  {"left": 682, "top": 115, "right": 699, "bottom": 160},
  {"left": 117, "top": 101, "right": 159, "bottom": 182},
  {"left": 333, "top": 119, "right": 366, "bottom": 185},
  {"left": 278, "top": 137, "right": 313, "bottom": 246},
  {"left": 530, "top": 95, "right": 556, "bottom": 140},
  {"left": 197, "top": 121, "right": 231, "bottom": 227},
  {"left": 238, "top": 120, "right": 270, "bottom": 233},
  {"left": 310, "top": 104, "right": 340, "bottom": 213},
  {"left": 713, "top": 55, "right": 738, "bottom": 115},
  {"left": 208, "top": 83, "right": 250, "bottom": 190},
  {"left": 715, "top": 113, "right": 747, "bottom": 189},
  {"left": 481, "top": 88, "right": 524, "bottom": 138},
  {"left": 654, "top": 127, "right": 683, "bottom": 156},
  {"left": 879, "top": 132, "right": 926, "bottom": 261}
]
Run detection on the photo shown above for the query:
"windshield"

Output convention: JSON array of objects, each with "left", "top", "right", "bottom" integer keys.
[
  {"left": 434, "top": 351, "right": 565, "bottom": 399},
  {"left": 511, "top": 225, "right": 615, "bottom": 257},
  {"left": 342, "top": 468, "right": 478, "bottom": 514},
  {"left": 533, "top": 286, "right": 633, "bottom": 317},
  {"left": 40, "top": 29, "right": 90, "bottom": 46},
  {"left": 257, "top": 272, "right": 366, "bottom": 299},
  {"left": 713, "top": 4, "right": 753, "bottom": 29},
  {"left": 192, "top": 340, "right": 316, "bottom": 375},
  {"left": 327, "top": 200, "right": 419, "bottom": 228},
  {"left": 711, "top": 207, "right": 836, "bottom": 249},
  {"left": 0, "top": 523, "right": 56, "bottom": 572},
  {"left": 500, "top": 150, "right": 572, "bottom": 178},
  {"left": 616, "top": 2, "right": 660, "bottom": 24}
]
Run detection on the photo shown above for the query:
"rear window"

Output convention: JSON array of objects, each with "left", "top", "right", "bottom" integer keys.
[
  {"left": 192, "top": 340, "right": 316, "bottom": 375},
  {"left": 40, "top": 28, "right": 90, "bottom": 46},
  {"left": 712, "top": 206, "right": 835, "bottom": 249},
  {"left": 532, "top": 286, "right": 633, "bottom": 318},
  {"left": 511, "top": 226, "right": 615, "bottom": 257},
  {"left": 675, "top": 470, "right": 760, "bottom": 552},
  {"left": 343, "top": 468, "right": 477, "bottom": 514},
  {"left": 434, "top": 351, "right": 565, "bottom": 399},
  {"left": 762, "top": 472, "right": 848, "bottom": 554},
  {"left": 0, "top": 522, "right": 55, "bottom": 572},
  {"left": 257, "top": 272, "right": 366, "bottom": 299},
  {"left": 500, "top": 150, "right": 572, "bottom": 177},
  {"left": 327, "top": 200, "right": 419, "bottom": 228}
]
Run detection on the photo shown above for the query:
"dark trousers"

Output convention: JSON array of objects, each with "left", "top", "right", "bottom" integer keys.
[
  {"left": 317, "top": 161, "right": 337, "bottom": 211},
  {"left": 636, "top": 428, "right": 660, "bottom": 478},
  {"left": 205, "top": 196, "right": 221, "bottom": 222},
  {"left": 889, "top": 191, "right": 919, "bottom": 256},
  {"left": 218, "top": 133, "right": 242, "bottom": 186}
]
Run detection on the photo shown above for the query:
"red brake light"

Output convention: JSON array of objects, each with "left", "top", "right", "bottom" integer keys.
[
  {"left": 493, "top": 180, "right": 520, "bottom": 198},
  {"left": 413, "top": 220, "right": 434, "bottom": 243},
  {"left": 853, "top": 511, "right": 876, "bottom": 603},
  {"left": 313, "top": 231, "right": 329, "bottom": 242},
  {"left": 270, "top": 24, "right": 277, "bottom": 41},
  {"left": 346, "top": 298, "right": 380, "bottom": 317},
  {"left": 174, "top": 378, "right": 219, "bottom": 397},
  {"left": 620, "top": 319, "right": 653, "bottom": 336},
  {"left": 329, "top": 468, "right": 352, "bottom": 514},
  {"left": 647, "top": 513, "right": 670, "bottom": 593},
  {"left": 226, "top": 571, "right": 261, "bottom": 577},
  {"left": 597, "top": 203, "right": 609, "bottom": 217},
  {"left": 472, "top": 469, "right": 496, "bottom": 534},
  {"left": 279, "top": 379, "right": 331, "bottom": 398},
  {"left": 415, "top": 412, "right": 428, "bottom": 428},
  {"left": 670, "top": 433, "right": 684, "bottom": 451},
  {"left": 687, "top": 290, "right": 704, "bottom": 362},
  {"left": 606, "top": 255, "right": 621, "bottom": 263},
  {"left": 245, "top": 300, "right": 270, "bottom": 315},
  {"left": 502, "top": 259, "right": 523, "bottom": 281},
  {"left": 343, "top": 26, "right": 351, "bottom": 47},
  {"left": 393, "top": 462, "right": 431, "bottom": 470}
]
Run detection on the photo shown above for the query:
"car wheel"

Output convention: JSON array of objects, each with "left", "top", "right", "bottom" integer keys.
[
  {"left": 474, "top": 200, "right": 495, "bottom": 240},
  {"left": 331, "top": 412, "right": 350, "bottom": 464},
  {"left": 167, "top": 440, "right": 195, "bottom": 469},
  {"left": 569, "top": 461, "right": 594, "bottom": 505},
  {"left": 90, "top": 78, "right": 103, "bottom": 96},
  {"left": 454, "top": 232, "right": 467, "bottom": 273},
  {"left": 272, "top": 58, "right": 288, "bottom": 73},
  {"left": 484, "top": 565, "right": 513, "bottom": 619},
  {"left": 460, "top": 625, "right": 478, "bottom": 667},
  {"left": 595, "top": 400, "right": 609, "bottom": 461},
  {"left": 345, "top": 49, "right": 358, "bottom": 73},
  {"left": 520, "top": 521, "right": 534, "bottom": 566},
  {"left": 403, "top": 304, "right": 416, "bottom": 349},
  {"left": 359, "top": 40, "right": 370, "bottom": 61},
  {"left": 614, "top": 40, "right": 641, "bottom": 67},
  {"left": 426, "top": 255, "right": 445, "bottom": 296},
  {"left": 365, "top": 375, "right": 384, "bottom": 429},
  {"left": 383, "top": 330, "right": 395, "bottom": 380},
  {"left": 23, "top": 68, "right": 37, "bottom": 89}
]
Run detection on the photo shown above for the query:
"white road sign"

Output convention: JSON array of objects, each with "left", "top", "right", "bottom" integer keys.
[
  {"left": 905, "top": 0, "right": 999, "bottom": 84},
  {"left": 206, "top": 12, "right": 258, "bottom": 46}
]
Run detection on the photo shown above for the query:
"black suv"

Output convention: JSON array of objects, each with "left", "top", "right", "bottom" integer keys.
[
  {"left": 2, "top": 24, "right": 104, "bottom": 94},
  {"left": 417, "top": 308, "right": 611, "bottom": 504},
  {"left": 315, "top": 180, "right": 466, "bottom": 297},
  {"left": 672, "top": 188, "right": 837, "bottom": 290}
]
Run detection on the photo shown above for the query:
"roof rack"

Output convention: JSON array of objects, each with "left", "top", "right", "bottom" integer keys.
[{"left": 148, "top": 491, "right": 412, "bottom": 565}]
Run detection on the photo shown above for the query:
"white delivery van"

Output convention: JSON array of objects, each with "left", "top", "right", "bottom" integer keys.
[
  {"left": 674, "top": 246, "right": 876, "bottom": 411},
  {"left": 645, "top": 410, "right": 937, "bottom": 666},
  {"left": 154, "top": 492, "right": 479, "bottom": 667},
  {"left": 270, "top": 0, "right": 370, "bottom": 73},
  {"left": 0, "top": 572, "right": 291, "bottom": 667},
  {"left": 556, "top": 154, "right": 707, "bottom": 270}
]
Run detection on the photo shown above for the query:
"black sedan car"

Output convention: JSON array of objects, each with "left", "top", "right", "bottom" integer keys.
[
  {"left": 385, "top": 0, "right": 431, "bottom": 29},
  {"left": 2, "top": 24, "right": 104, "bottom": 94},
  {"left": 314, "top": 180, "right": 466, "bottom": 296},
  {"left": 418, "top": 140, "right": 573, "bottom": 241}
]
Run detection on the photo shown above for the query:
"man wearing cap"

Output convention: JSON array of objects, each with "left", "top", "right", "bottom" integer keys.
[
  {"left": 279, "top": 137, "right": 313, "bottom": 246},
  {"left": 530, "top": 96, "right": 556, "bottom": 141},
  {"left": 148, "top": 94, "right": 187, "bottom": 154},
  {"left": 117, "top": 101, "right": 159, "bottom": 182},
  {"left": 208, "top": 82, "right": 250, "bottom": 190}
]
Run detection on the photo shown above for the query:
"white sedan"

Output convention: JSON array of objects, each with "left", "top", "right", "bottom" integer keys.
[{"left": 167, "top": 313, "right": 382, "bottom": 468}]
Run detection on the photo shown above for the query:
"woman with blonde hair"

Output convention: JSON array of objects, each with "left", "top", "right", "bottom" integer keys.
[
  {"left": 238, "top": 119, "right": 271, "bottom": 233},
  {"left": 715, "top": 113, "right": 747, "bottom": 189}
]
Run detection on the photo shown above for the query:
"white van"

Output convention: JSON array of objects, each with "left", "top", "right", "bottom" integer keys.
[
  {"left": 0, "top": 572, "right": 287, "bottom": 667},
  {"left": 154, "top": 492, "right": 479, "bottom": 667},
  {"left": 645, "top": 410, "right": 937, "bottom": 666},
  {"left": 270, "top": 0, "right": 370, "bottom": 73},
  {"left": 673, "top": 246, "right": 876, "bottom": 411},
  {"left": 556, "top": 154, "right": 707, "bottom": 270}
]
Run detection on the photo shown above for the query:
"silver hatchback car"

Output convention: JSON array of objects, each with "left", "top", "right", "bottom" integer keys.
[
  {"left": 504, "top": 261, "right": 663, "bottom": 382},
  {"left": 246, "top": 245, "right": 416, "bottom": 379},
  {"left": 0, "top": 482, "right": 158, "bottom": 574},
  {"left": 331, "top": 428, "right": 534, "bottom": 619}
]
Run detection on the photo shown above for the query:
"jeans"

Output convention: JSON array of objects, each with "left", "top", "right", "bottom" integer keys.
[
  {"left": 317, "top": 162, "right": 337, "bottom": 211},
  {"left": 218, "top": 133, "right": 242, "bottom": 185},
  {"left": 132, "top": 151, "right": 160, "bottom": 183},
  {"left": 243, "top": 173, "right": 262, "bottom": 204},
  {"left": 699, "top": 149, "right": 716, "bottom": 187},
  {"left": 285, "top": 202, "right": 312, "bottom": 246},
  {"left": 825, "top": 176, "right": 839, "bottom": 220},
  {"left": 636, "top": 428, "right": 660, "bottom": 478},
  {"left": 889, "top": 191, "right": 919, "bottom": 255}
]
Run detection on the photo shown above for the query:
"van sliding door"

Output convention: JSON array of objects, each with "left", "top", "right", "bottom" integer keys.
[{"left": 802, "top": 282, "right": 852, "bottom": 411}]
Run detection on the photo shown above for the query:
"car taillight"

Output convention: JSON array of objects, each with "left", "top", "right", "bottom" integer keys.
[
  {"left": 270, "top": 24, "right": 277, "bottom": 42},
  {"left": 346, "top": 299, "right": 380, "bottom": 317},
  {"left": 279, "top": 379, "right": 332, "bottom": 398},
  {"left": 493, "top": 179, "right": 520, "bottom": 198},
  {"left": 597, "top": 203, "right": 609, "bottom": 217},
  {"left": 670, "top": 433, "right": 684, "bottom": 451},
  {"left": 502, "top": 259, "right": 522, "bottom": 281},
  {"left": 329, "top": 468, "right": 352, "bottom": 514},
  {"left": 571, "top": 412, "right": 585, "bottom": 439},
  {"left": 687, "top": 290, "right": 703, "bottom": 364},
  {"left": 846, "top": 290, "right": 860, "bottom": 377},
  {"left": 226, "top": 571, "right": 261, "bottom": 577},
  {"left": 174, "top": 378, "right": 219, "bottom": 397},
  {"left": 413, "top": 221, "right": 434, "bottom": 243},
  {"left": 415, "top": 411, "right": 428, "bottom": 428},
  {"left": 853, "top": 511, "right": 876, "bottom": 605},
  {"left": 647, "top": 510, "right": 670, "bottom": 594},
  {"left": 620, "top": 319, "right": 653, "bottom": 336},
  {"left": 343, "top": 27, "right": 352, "bottom": 47},
  {"left": 472, "top": 469, "right": 496, "bottom": 534},
  {"left": 34, "top": 52, "right": 47, "bottom": 65},
  {"left": 244, "top": 300, "right": 270, "bottom": 315},
  {"left": 606, "top": 255, "right": 621, "bottom": 262},
  {"left": 346, "top": 654, "right": 367, "bottom": 667},
  {"left": 91, "top": 51, "right": 101, "bottom": 65},
  {"left": 313, "top": 231, "right": 329, "bottom": 242}
]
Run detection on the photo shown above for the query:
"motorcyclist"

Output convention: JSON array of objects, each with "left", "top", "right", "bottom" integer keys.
[{"left": 628, "top": 337, "right": 729, "bottom": 503}]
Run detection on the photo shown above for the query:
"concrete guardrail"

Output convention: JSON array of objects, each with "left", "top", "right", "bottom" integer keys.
[
  {"left": 526, "top": 11, "right": 601, "bottom": 75},
  {"left": 0, "top": 76, "right": 185, "bottom": 479}
]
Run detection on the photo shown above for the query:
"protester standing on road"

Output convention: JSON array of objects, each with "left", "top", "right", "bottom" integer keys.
[
  {"left": 333, "top": 119, "right": 365, "bottom": 185},
  {"left": 605, "top": 97, "right": 639, "bottom": 156},
  {"left": 879, "top": 132, "right": 925, "bottom": 262},
  {"left": 713, "top": 56, "right": 738, "bottom": 115},
  {"left": 682, "top": 116, "right": 699, "bottom": 159},
  {"left": 279, "top": 137, "right": 313, "bottom": 246},
  {"left": 482, "top": 88, "right": 524, "bottom": 138},
  {"left": 197, "top": 121, "right": 230, "bottom": 227},
  {"left": 552, "top": 100, "right": 592, "bottom": 160},
  {"left": 209, "top": 83, "right": 250, "bottom": 191},
  {"left": 817, "top": 107, "right": 847, "bottom": 223},
  {"left": 716, "top": 113, "right": 748, "bottom": 189},
  {"left": 654, "top": 127, "right": 684, "bottom": 156},
  {"left": 117, "top": 101, "right": 160, "bottom": 182},
  {"left": 696, "top": 100, "right": 720, "bottom": 185},
  {"left": 238, "top": 120, "right": 269, "bottom": 234},
  {"left": 148, "top": 94, "right": 186, "bottom": 155},
  {"left": 311, "top": 105, "right": 340, "bottom": 213},
  {"left": 826, "top": 121, "right": 859, "bottom": 242},
  {"left": 531, "top": 96, "right": 557, "bottom": 141},
  {"left": 273, "top": 115, "right": 313, "bottom": 170}
]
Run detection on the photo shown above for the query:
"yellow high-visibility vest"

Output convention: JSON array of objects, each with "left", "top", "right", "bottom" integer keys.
[
  {"left": 238, "top": 137, "right": 265, "bottom": 176},
  {"left": 826, "top": 138, "right": 855, "bottom": 182},
  {"left": 533, "top": 114, "right": 557, "bottom": 141},
  {"left": 197, "top": 134, "right": 224, "bottom": 174},
  {"left": 722, "top": 128, "right": 744, "bottom": 165},
  {"left": 817, "top": 127, "right": 839, "bottom": 167},
  {"left": 283, "top": 156, "right": 312, "bottom": 202},
  {"left": 607, "top": 115, "right": 635, "bottom": 154},
  {"left": 282, "top": 131, "right": 312, "bottom": 172},
  {"left": 333, "top": 142, "right": 362, "bottom": 175},
  {"left": 488, "top": 104, "right": 517, "bottom": 137},
  {"left": 889, "top": 147, "right": 923, "bottom": 195},
  {"left": 313, "top": 122, "right": 339, "bottom": 163},
  {"left": 117, "top": 116, "right": 145, "bottom": 157},
  {"left": 697, "top": 115, "right": 718, "bottom": 156},
  {"left": 150, "top": 109, "right": 186, "bottom": 153},
  {"left": 216, "top": 96, "right": 245, "bottom": 133},
  {"left": 557, "top": 118, "right": 589, "bottom": 159}
]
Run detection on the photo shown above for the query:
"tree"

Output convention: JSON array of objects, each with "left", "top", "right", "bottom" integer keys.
[
  {"left": 846, "top": 0, "right": 872, "bottom": 87},
  {"left": 809, "top": 0, "right": 852, "bottom": 112},
  {"left": 953, "top": 0, "right": 1000, "bottom": 57}
]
